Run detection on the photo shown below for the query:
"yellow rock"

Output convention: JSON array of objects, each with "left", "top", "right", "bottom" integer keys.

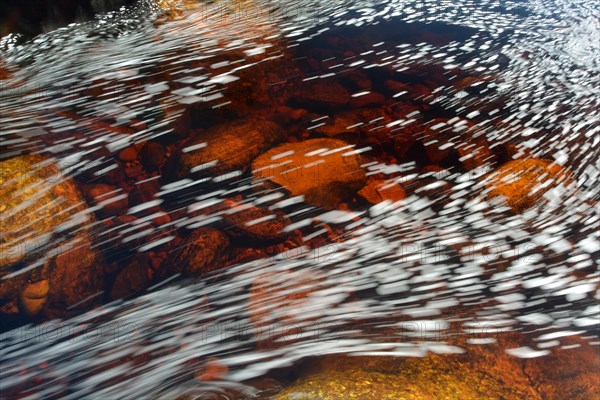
[
  {"left": 0, "top": 155, "right": 88, "bottom": 268},
  {"left": 19, "top": 280, "right": 50, "bottom": 316},
  {"left": 484, "top": 158, "right": 572, "bottom": 212},
  {"left": 275, "top": 335, "right": 599, "bottom": 400}
]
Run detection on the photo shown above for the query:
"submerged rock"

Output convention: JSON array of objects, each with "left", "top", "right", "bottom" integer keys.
[
  {"left": 139, "top": 141, "right": 166, "bottom": 172},
  {"left": 109, "top": 256, "right": 149, "bottom": 301},
  {"left": 214, "top": 199, "right": 291, "bottom": 243},
  {"left": 85, "top": 183, "right": 129, "bottom": 218},
  {"left": 357, "top": 179, "right": 406, "bottom": 204},
  {"left": 164, "top": 119, "right": 283, "bottom": 181},
  {"left": 0, "top": 154, "right": 89, "bottom": 268},
  {"left": 0, "top": 155, "right": 102, "bottom": 317},
  {"left": 484, "top": 159, "right": 572, "bottom": 212},
  {"left": 289, "top": 79, "right": 351, "bottom": 111},
  {"left": 47, "top": 235, "right": 102, "bottom": 317},
  {"left": 251, "top": 138, "right": 367, "bottom": 209},
  {"left": 159, "top": 228, "right": 229, "bottom": 278},
  {"left": 275, "top": 336, "right": 599, "bottom": 399},
  {"left": 18, "top": 279, "right": 50, "bottom": 317}
]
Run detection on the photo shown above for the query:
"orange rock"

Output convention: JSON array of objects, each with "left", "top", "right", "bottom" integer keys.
[
  {"left": 358, "top": 179, "right": 406, "bottom": 204},
  {"left": 195, "top": 357, "right": 229, "bottom": 382},
  {"left": 252, "top": 138, "right": 367, "bottom": 209},
  {"left": 484, "top": 159, "right": 573, "bottom": 212},
  {"left": 86, "top": 183, "right": 129, "bottom": 217},
  {"left": 118, "top": 147, "right": 138, "bottom": 162}
]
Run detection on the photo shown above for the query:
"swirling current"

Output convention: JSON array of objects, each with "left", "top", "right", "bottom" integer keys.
[{"left": 0, "top": 0, "right": 599, "bottom": 398}]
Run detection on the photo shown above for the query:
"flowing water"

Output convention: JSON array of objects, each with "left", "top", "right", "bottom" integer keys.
[{"left": 0, "top": 0, "right": 599, "bottom": 398}]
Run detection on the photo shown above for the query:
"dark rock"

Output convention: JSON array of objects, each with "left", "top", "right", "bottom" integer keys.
[
  {"left": 457, "top": 137, "right": 496, "bottom": 171},
  {"left": 129, "top": 179, "right": 161, "bottom": 211},
  {"left": 96, "top": 215, "right": 140, "bottom": 261},
  {"left": 350, "top": 92, "right": 386, "bottom": 109},
  {"left": 110, "top": 257, "right": 149, "bottom": 300},
  {"left": 421, "top": 118, "right": 463, "bottom": 166},
  {"left": 161, "top": 228, "right": 229, "bottom": 278},
  {"left": 217, "top": 199, "right": 291, "bottom": 243},
  {"left": 289, "top": 79, "right": 351, "bottom": 111},
  {"left": 140, "top": 142, "right": 166, "bottom": 172},
  {"left": 124, "top": 160, "right": 145, "bottom": 179}
]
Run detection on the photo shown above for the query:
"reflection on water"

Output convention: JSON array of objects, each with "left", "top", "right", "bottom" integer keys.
[{"left": 0, "top": 0, "right": 599, "bottom": 398}]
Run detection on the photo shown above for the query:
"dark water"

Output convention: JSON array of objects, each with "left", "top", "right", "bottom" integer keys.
[{"left": 0, "top": 0, "right": 599, "bottom": 398}]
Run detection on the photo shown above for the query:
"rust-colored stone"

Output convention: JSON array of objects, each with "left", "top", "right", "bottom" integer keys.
[{"left": 252, "top": 138, "right": 367, "bottom": 209}]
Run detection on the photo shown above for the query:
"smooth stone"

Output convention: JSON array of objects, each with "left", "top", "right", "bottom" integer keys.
[
  {"left": 252, "top": 138, "right": 367, "bottom": 209},
  {"left": 164, "top": 119, "right": 283, "bottom": 181},
  {"left": 160, "top": 228, "right": 229, "bottom": 278}
]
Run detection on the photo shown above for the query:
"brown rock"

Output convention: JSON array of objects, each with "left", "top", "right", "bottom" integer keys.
[
  {"left": 215, "top": 199, "right": 291, "bottom": 242},
  {"left": 139, "top": 141, "right": 166, "bottom": 172},
  {"left": 421, "top": 118, "right": 473, "bottom": 165},
  {"left": 252, "top": 138, "right": 367, "bottom": 209},
  {"left": 110, "top": 257, "right": 149, "bottom": 300},
  {"left": 164, "top": 119, "right": 283, "bottom": 181},
  {"left": 383, "top": 79, "right": 408, "bottom": 96},
  {"left": 18, "top": 279, "right": 50, "bottom": 317},
  {"left": 195, "top": 357, "right": 229, "bottom": 382},
  {"left": 47, "top": 235, "right": 102, "bottom": 316},
  {"left": 350, "top": 91, "right": 386, "bottom": 109},
  {"left": 313, "top": 112, "right": 364, "bottom": 138},
  {"left": 129, "top": 179, "right": 161, "bottom": 212},
  {"left": 161, "top": 228, "right": 229, "bottom": 277},
  {"left": 340, "top": 69, "right": 372, "bottom": 90},
  {"left": 458, "top": 137, "right": 496, "bottom": 171},
  {"left": 289, "top": 79, "right": 351, "bottom": 111},
  {"left": 0, "top": 154, "right": 90, "bottom": 269}
]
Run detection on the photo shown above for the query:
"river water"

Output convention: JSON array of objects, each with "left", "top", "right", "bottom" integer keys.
[{"left": 0, "top": 0, "right": 599, "bottom": 398}]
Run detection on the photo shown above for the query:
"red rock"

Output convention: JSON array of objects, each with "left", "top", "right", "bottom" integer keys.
[
  {"left": 47, "top": 236, "right": 103, "bottom": 317},
  {"left": 421, "top": 118, "right": 470, "bottom": 165},
  {"left": 129, "top": 179, "right": 161, "bottom": 209},
  {"left": 152, "top": 213, "right": 171, "bottom": 227},
  {"left": 85, "top": 183, "right": 128, "bottom": 217},
  {"left": 110, "top": 257, "right": 149, "bottom": 300},
  {"left": 458, "top": 137, "right": 496, "bottom": 171},
  {"left": 195, "top": 357, "right": 229, "bottom": 382},
  {"left": 350, "top": 91, "right": 386, "bottom": 109},
  {"left": 409, "top": 83, "right": 433, "bottom": 102},
  {"left": 124, "top": 161, "right": 144, "bottom": 178},
  {"left": 118, "top": 146, "right": 138, "bottom": 162},
  {"left": 289, "top": 108, "right": 308, "bottom": 121},
  {"left": 384, "top": 80, "right": 408, "bottom": 96},
  {"left": 164, "top": 119, "right": 284, "bottom": 181},
  {"left": 341, "top": 69, "right": 372, "bottom": 90}
]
